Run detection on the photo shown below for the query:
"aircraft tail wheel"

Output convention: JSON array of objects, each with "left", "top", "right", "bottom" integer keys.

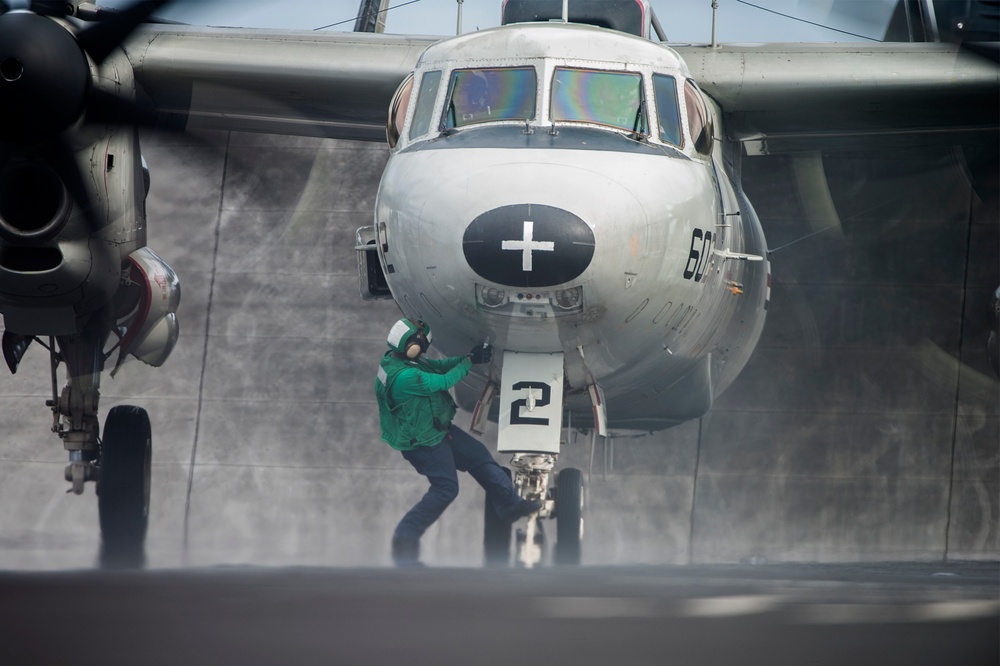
[
  {"left": 483, "top": 466, "right": 513, "bottom": 566},
  {"left": 98, "top": 405, "right": 151, "bottom": 568},
  {"left": 554, "top": 467, "right": 584, "bottom": 565}
]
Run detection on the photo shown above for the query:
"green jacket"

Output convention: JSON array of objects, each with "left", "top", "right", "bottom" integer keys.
[{"left": 375, "top": 352, "right": 473, "bottom": 450}]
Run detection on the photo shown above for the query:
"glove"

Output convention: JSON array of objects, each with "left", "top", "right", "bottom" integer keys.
[{"left": 468, "top": 344, "right": 493, "bottom": 364}]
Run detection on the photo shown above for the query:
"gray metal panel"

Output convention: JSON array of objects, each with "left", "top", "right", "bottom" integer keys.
[
  {"left": 676, "top": 42, "right": 999, "bottom": 149},
  {"left": 125, "top": 27, "right": 438, "bottom": 141}
]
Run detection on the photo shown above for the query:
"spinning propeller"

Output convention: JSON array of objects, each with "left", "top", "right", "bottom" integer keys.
[{"left": 0, "top": 1, "right": 174, "bottom": 237}]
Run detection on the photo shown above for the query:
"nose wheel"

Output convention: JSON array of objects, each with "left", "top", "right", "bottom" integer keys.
[
  {"left": 484, "top": 467, "right": 513, "bottom": 566},
  {"left": 554, "top": 467, "right": 584, "bottom": 565},
  {"left": 481, "top": 459, "right": 584, "bottom": 567}
]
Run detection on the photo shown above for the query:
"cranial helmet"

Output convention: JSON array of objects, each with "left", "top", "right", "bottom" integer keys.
[{"left": 387, "top": 318, "right": 432, "bottom": 358}]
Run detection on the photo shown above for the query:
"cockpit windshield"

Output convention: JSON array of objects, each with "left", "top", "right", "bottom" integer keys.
[
  {"left": 653, "top": 74, "right": 681, "bottom": 146},
  {"left": 443, "top": 67, "right": 537, "bottom": 130},
  {"left": 551, "top": 68, "right": 644, "bottom": 133}
]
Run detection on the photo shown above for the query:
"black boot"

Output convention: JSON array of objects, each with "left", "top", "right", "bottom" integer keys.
[
  {"left": 391, "top": 535, "right": 423, "bottom": 567},
  {"left": 497, "top": 498, "right": 542, "bottom": 523}
]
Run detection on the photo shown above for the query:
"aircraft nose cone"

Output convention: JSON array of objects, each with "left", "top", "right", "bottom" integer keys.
[{"left": 462, "top": 204, "right": 595, "bottom": 288}]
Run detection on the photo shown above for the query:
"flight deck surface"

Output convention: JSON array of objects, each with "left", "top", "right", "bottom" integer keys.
[{"left": 1, "top": 561, "right": 997, "bottom": 665}]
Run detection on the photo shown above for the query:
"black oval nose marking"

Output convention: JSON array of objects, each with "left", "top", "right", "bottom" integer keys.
[{"left": 462, "top": 204, "right": 595, "bottom": 288}]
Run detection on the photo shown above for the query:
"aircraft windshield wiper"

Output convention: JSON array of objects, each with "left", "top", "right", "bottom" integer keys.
[
  {"left": 441, "top": 99, "right": 458, "bottom": 135},
  {"left": 631, "top": 90, "right": 647, "bottom": 140}
]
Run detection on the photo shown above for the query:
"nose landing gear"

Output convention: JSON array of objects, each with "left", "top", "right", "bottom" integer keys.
[
  {"left": 484, "top": 467, "right": 514, "bottom": 566},
  {"left": 481, "top": 454, "right": 584, "bottom": 568},
  {"left": 553, "top": 467, "right": 584, "bottom": 565},
  {"left": 481, "top": 350, "right": 594, "bottom": 567},
  {"left": 512, "top": 453, "right": 554, "bottom": 568}
]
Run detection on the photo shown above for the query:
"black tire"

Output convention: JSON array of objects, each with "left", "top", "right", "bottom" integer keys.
[
  {"left": 483, "top": 467, "right": 513, "bottom": 567},
  {"left": 554, "top": 467, "right": 584, "bottom": 565},
  {"left": 98, "top": 405, "right": 151, "bottom": 569}
]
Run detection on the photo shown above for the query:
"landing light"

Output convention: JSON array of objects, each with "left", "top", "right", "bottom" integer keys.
[
  {"left": 481, "top": 286, "right": 506, "bottom": 307},
  {"left": 554, "top": 288, "right": 581, "bottom": 310},
  {"left": 476, "top": 284, "right": 584, "bottom": 317}
]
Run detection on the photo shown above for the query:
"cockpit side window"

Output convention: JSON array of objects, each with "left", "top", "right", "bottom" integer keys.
[
  {"left": 684, "top": 79, "right": 713, "bottom": 155},
  {"left": 409, "top": 70, "right": 442, "bottom": 141},
  {"left": 442, "top": 67, "right": 537, "bottom": 130},
  {"left": 551, "top": 68, "right": 645, "bottom": 133},
  {"left": 387, "top": 73, "right": 414, "bottom": 149},
  {"left": 652, "top": 74, "right": 681, "bottom": 147}
]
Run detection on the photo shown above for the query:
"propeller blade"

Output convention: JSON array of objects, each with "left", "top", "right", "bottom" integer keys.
[
  {"left": 86, "top": 87, "right": 186, "bottom": 131},
  {"left": 961, "top": 41, "right": 1000, "bottom": 64},
  {"left": 86, "top": 88, "right": 153, "bottom": 126},
  {"left": 29, "top": 1, "right": 73, "bottom": 16},
  {"left": 76, "top": 0, "right": 171, "bottom": 65}
]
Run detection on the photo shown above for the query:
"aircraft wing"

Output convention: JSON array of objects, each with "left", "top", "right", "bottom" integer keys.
[
  {"left": 675, "top": 42, "right": 999, "bottom": 154},
  {"left": 126, "top": 28, "right": 997, "bottom": 152},
  {"left": 125, "top": 27, "right": 439, "bottom": 141}
]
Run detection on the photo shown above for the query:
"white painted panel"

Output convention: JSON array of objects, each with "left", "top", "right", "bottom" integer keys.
[{"left": 497, "top": 351, "right": 564, "bottom": 454}]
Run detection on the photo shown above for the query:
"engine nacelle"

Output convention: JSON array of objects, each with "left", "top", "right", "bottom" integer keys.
[{"left": 111, "top": 247, "right": 180, "bottom": 376}]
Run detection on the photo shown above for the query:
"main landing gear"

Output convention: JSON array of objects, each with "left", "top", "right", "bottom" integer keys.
[
  {"left": 98, "top": 405, "right": 152, "bottom": 568},
  {"left": 39, "top": 324, "right": 152, "bottom": 568}
]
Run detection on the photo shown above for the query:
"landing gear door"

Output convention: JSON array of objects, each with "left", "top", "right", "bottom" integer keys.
[{"left": 497, "top": 351, "right": 564, "bottom": 454}]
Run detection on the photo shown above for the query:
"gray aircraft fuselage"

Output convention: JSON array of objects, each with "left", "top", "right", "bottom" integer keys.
[{"left": 375, "top": 23, "right": 769, "bottom": 430}]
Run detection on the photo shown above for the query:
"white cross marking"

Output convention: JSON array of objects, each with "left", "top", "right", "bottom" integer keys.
[{"left": 501, "top": 221, "right": 554, "bottom": 272}]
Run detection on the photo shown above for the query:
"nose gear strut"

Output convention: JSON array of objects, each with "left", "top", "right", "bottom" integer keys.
[
  {"left": 481, "top": 350, "right": 588, "bottom": 567},
  {"left": 510, "top": 453, "right": 556, "bottom": 567}
]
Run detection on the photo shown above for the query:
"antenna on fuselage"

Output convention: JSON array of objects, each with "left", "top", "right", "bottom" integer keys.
[
  {"left": 354, "top": 0, "right": 389, "bottom": 32},
  {"left": 562, "top": 0, "right": 568, "bottom": 23},
  {"left": 711, "top": 0, "right": 719, "bottom": 48},
  {"left": 456, "top": 0, "right": 463, "bottom": 35}
]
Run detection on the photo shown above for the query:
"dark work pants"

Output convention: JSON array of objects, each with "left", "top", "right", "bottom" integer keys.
[{"left": 394, "top": 425, "right": 518, "bottom": 543}]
